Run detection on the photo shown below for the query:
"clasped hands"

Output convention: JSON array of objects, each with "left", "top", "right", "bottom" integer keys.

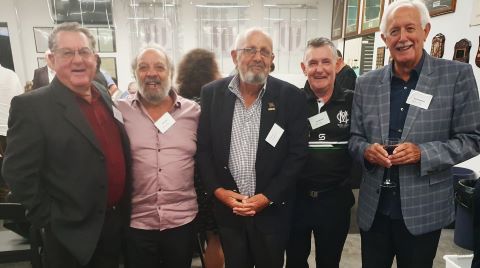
[
  {"left": 364, "top": 142, "right": 421, "bottom": 168},
  {"left": 214, "top": 188, "right": 270, "bottom": 217}
]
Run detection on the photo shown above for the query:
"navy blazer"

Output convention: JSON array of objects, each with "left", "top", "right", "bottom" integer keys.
[
  {"left": 2, "top": 78, "right": 131, "bottom": 264},
  {"left": 197, "top": 75, "right": 308, "bottom": 233}
]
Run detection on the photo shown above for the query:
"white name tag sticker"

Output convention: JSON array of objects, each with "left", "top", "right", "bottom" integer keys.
[
  {"left": 406, "top": 90, "right": 432, "bottom": 110},
  {"left": 154, "top": 112, "right": 176, "bottom": 133},
  {"left": 112, "top": 106, "right": 124, "bottom": 124},
  {"left": 308, "top": 111, "right": 330, "bottom": 130},
  {"left": 265, "top": 123, "right": 284, "bottom": 147}
]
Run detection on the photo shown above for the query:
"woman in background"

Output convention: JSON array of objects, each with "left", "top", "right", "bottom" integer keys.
[{"left": 176, "top": 48, "right": 224, "bottom": 268}]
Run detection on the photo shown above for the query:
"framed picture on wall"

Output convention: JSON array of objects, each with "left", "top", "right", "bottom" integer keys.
[
  {"left": 33, "top": 27, "right": 53, "bottom": 53},
  {"left": 376, "top": 46, "right": 385, "bottom": 69},
  {"left": 361, "top": 0, "right": 384, "bottom": 34},
  {"left": 37, "top": 57, "right": 47, "bottom": 68},
  {"left": 344, "top": 0, "right": 360, "bottom": 37},
  {"left": 331, "top": 0, "right": 345, "bottom": 40},
  {"left": 424, "top": 0, "right": 456, "bottom": 17},
  {"left": 100, "top": 57, "right": 117, "bottom": 81},
  {"left": 97, "top": 28, "right": 116, "bottom": 52},
  {"left": 471, "top": 0, "right": 480, "bottom": 26},
  {"left": 88, "top": 27, "right": 116, "bottom": 52}
]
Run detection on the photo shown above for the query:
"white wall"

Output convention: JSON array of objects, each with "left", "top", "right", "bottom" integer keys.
[
  {"left": 0, "top": 0, "right": 334, "bottom": 90},
  {"left": 371, "top": 0, "right": 480, "bottom": 87}
]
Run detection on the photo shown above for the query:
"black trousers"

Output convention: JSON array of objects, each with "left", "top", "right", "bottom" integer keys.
[
  {"left": 360, "top": 213, "right": 441, "bottom": 268},
  {"left": 218, "top": 217, "right": 288, "bottom": 268},
  {"left": 286, "top": 187, "right": 353, "bottom": 268},
  {"left": 42, "top": 207, "right": 122, "bottom": 268},
  {"left": 125, "top": 221, "right": 195, "bottom": 268}
]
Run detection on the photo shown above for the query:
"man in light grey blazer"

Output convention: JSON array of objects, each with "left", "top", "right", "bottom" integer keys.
[{"left": 349, "top": 1, "right": 480, "bottom": 267}]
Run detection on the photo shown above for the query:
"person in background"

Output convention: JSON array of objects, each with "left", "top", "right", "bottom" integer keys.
[
  {"left": 176, "top": 48, "right": 224, "bottom": 268},
  {"left": 127, "top": 81, "right": 139, "bottom": 95},
  {"left": 94, "top": 56, "right": 118, "bottom": 97},
  {"left": 0, "top": 64, "right": 23, "bottom": 201},
  {"left": 197, "top": 27, "right": 308, "bottom": 268},
  {"left": 32, "top": 49, "right": 56, "bottom": 90},
  {"left": 335, "top": 49, "right": 357, "bottom": 91},
  {"left": 286, "top": 37, "right": 355, "bottom": 268},
  {"left": 118, "top": 81, "right": 139, "bottom": 100},
  {"left": 349, "top": 1, "right": 480, "bottom": 267},
  {"left": 2, "top": 22, "right": 130, "bottom": 268},
  {"left": 24, "top": 81, "right": 34, "bottom": 92},
  {"left": 116, "top": 44, "right": 199, "bottom": 268}
]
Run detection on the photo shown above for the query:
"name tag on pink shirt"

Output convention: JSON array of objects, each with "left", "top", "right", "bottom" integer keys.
[{"left": 155, "top": 112, "right": 176, "bottom": 133}]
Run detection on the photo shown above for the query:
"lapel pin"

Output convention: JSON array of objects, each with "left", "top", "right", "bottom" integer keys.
[{"left": 267, "top": 102, "right": 276, "bottom": 111}]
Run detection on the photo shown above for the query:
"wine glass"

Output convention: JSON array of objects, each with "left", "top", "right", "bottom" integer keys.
[{"left": 380, "top": 138, "right": 400, "bottom": 188}]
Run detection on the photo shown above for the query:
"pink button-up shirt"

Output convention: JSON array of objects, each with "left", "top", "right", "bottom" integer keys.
[{"left": 116, "top": 91, "right": 199, "bottom": 230}]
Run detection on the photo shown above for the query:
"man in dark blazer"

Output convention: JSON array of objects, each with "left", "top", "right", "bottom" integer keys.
[
  {"left": 349, "top": 1, "right": 480, "bottom": 267},
  {"left": 335, "top": 49, "right": 357, "bottom": 91},
  {"left": 32, "top": 50, "right": 55, "bottom": 90},
  {"left": 197, "top": 28, "right": 308, "bottom": 268},
  {"left": 2, "top": 22, "right": 130, "bottom": 268}
]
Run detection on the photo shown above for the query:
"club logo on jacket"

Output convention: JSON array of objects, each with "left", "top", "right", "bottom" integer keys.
[{"left": 336, "top": 110, "right": 349, "bottom": 128}]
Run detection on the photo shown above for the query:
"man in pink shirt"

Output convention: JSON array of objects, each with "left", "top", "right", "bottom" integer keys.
[{"left": 116, "top": 44, "right": 200, "bottom": 268}]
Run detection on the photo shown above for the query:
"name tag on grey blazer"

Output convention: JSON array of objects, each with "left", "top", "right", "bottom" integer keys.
[{"left": 406, "top": 90, "right": 433, "bottom": 109}]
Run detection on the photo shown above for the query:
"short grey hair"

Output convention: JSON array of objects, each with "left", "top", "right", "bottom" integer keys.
[
  {"left": 380, "top": 0, "right": 431, "bottom": 35},
  {"left": 48, "top": 22, "right": 96, "bottom": 52},
  {"left": 131, "top": 44, "right": 174, "bottom": 78},
  {"left": 303, "top": 37, "right": 338, "bottom": 62},
  {"left": 233, "top": 27, "right": 273, "bottom": 51}
]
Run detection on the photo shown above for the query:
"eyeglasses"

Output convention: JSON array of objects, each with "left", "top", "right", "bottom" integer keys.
[
  {"left": 237, "top": 47, "right": 273, "bottom": 58},
  {"left": 53, "top": 47, "right": 94, "bottom": 60}
]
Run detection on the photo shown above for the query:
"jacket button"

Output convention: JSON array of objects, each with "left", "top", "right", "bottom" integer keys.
[{"left": 223, "top": 166, "right": 228, "bottom": 170}]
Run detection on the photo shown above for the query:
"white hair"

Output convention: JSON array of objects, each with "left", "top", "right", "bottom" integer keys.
[
  {"left": 233, "top": 27, "right": 273, "bottom": 50},
  {"left": 380, "top": 0, "right": 431, "bottom": 35}
]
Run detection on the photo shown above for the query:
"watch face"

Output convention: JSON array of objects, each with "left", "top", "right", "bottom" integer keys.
[
  {"left": 476, "top": 36, "right": 480, "bottom": 68},
  {"left": 430, "top": 33, "right": 445, "bottom": 58},
  {"left": 453, "top": 38, "right": 472, "bottom": 63}
]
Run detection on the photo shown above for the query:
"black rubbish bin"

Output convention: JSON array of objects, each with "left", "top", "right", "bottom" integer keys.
[{"left": 454, "top": 178, "right": 477, "bottom": 250}]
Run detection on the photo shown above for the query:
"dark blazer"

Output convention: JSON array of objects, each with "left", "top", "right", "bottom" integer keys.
[
  {"left": 32, "top": 66, "right": 50, "bottom": 90},
  {"left": 197, "top": 75, "right": 308, "bottom": 233},
  {"left": 349, "top": 53, "right": 480, "bottom": 235},
  {"left": 2, "top": 78, "right": 131, "bottom": 265}
]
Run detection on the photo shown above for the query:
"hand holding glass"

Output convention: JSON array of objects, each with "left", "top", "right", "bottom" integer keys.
[{"left": 381, "top": 138, "right": 400, "bottom": 188}]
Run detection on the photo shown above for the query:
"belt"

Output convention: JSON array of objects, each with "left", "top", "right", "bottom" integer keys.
[{"left": 302, "top": 184, "right": 344, "bottom": 198}]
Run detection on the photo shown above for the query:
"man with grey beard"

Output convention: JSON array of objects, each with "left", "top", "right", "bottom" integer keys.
[
  {"left": 116, "top": 45, "right": 200, "bottom": 268},
  {"left": 197, "top": 27, "right": 308, "bottom": 268}
]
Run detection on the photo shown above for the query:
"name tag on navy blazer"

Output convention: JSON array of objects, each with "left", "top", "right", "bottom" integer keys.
[{"left": 265, "top": 123, "right": 284, "bottom": 147}]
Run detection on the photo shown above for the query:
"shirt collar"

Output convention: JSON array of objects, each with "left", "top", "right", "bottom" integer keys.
[
  {"left": 228, "top": 74, "right": 267, "bottom": 100},
  {"left": 390, "top": 50, "right": 426, "bottom": 81},
  {"left": 304, "top": 80, "right": 344, "bottom": 103}
]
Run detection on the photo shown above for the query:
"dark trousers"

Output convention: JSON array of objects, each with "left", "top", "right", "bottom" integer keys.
[
  {"left": 286, "top": 187, "right": 353, "bottom": 268},
  {"left": 218, "top": 217, "right": 288, "bottom": 268},
  {"left": 361, "top": 213, "right": 441, "bottom": 268},
  {"left": 42, "top": 207, "right": 122, "bottom": 268},
  {"left": 126, "top": 221, "right": 195, "bottom": 268}
]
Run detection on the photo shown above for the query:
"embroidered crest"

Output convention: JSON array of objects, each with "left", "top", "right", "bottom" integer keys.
[{"left": 336, "top": 110, "right": 349, "bottom": 128}]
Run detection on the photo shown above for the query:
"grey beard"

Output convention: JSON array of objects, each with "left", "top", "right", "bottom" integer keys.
[
  {"left": 139, "top": 82, "right": 171, "bottom": 105},
  {"left": 240, "top": 70, "right": 267, "bottom": 85}
]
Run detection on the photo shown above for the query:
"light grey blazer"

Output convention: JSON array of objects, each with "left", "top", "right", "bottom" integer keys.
[{"left": 349, "top": 53, "right": 480, "bottom": 235}]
